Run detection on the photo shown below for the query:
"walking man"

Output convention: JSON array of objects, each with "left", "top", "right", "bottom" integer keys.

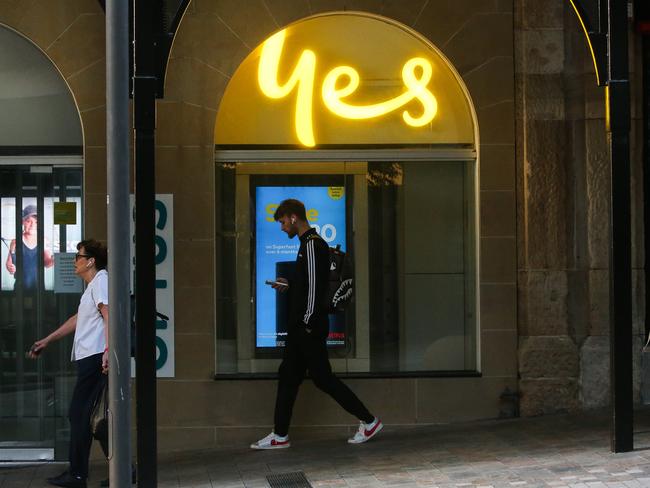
[{"left": 251, "top": 199, "right": 382, "bottom": 449}]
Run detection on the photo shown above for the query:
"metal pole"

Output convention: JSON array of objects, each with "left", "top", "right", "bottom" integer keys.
[
  {"left": 607, "top": 0, "right": 633, "bottom": 453},
  {"left": 641, "top": 33, "right": 650, "bottom": 338},
  {"left": 106, "top": 0, "right": 132, "bottom": 485},
  {"left": 133, "top": 0, "right": 158, "bottom": 485}
]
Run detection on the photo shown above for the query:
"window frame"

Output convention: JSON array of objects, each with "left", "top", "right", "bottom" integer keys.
[{"left": 214, "top": 148, "right": 480, "bottom": 378}]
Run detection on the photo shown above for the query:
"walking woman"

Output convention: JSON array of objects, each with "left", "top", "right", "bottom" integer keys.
[{"left": 29, "top": 239, "right": 108, "bottom": 488}]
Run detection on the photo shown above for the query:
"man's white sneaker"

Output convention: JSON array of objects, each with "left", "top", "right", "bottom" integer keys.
[
  {"left": 348, "top": 418, "right": 383, "bottom": 444},
  {"left": 250, "top": 432, "right": 290, "bottom": 450}
]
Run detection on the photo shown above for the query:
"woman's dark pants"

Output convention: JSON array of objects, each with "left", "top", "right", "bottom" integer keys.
[{"left": 69, "top": 353, "right": 107, "bottom": 479}]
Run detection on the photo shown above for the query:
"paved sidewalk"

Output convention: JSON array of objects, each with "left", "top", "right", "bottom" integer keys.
[{"left": 3, "top": 409, "right": 650, "bottom": 487}]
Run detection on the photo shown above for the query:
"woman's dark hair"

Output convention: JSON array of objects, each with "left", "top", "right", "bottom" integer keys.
[
  {"left": 273, "top": 199, "right": 307, "bottom": 222},
  {"left": 77, "top": 239, "right": 108, "bottom": 270}
]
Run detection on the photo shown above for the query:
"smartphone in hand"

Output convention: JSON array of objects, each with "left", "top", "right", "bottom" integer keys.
[{"left": 265, "top": 279, "right": 288, "bottom": 287}]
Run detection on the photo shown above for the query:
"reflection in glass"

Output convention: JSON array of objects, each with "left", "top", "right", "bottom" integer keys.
[{"left": 0, "top": 167, "right": 83, "bottom": 460}]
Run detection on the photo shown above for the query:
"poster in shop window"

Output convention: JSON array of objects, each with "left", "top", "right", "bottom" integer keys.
[
  {"left": 1, "top": 196, "right": 82, "bottom": 292},
  {"left": 255, "top": 186, "right": 347, "bottom": 348}
]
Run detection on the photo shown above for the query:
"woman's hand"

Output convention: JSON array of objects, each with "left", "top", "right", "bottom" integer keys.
[
  {"left": 102, "top": 349, "right": 109, "bottom": 374},
  {"left": 27, "top": 338, "right": 48, "bottom": 358}
]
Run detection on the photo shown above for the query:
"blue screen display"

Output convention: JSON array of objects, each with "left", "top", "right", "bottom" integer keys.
[{"left": 255, "top": 186, "right": 346, "bottom": 347}]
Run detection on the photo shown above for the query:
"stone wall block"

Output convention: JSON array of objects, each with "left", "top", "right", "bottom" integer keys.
[
  {"left": 588, "top": 269, "right": 609, "bottom": 336},
  {"left": 520, "top": 30, "right": 565, "bottom": 75},
  {"left": 172, "top": 13, "right": 250, "bottom": 80},
  {"left": 585, "top": 119, "right": 610, "bottom": 268},
  {"left": 481, "top": 283, "right": 517, "bottom": 331},
  {"left": 0, "top": 0, "right": 26, "bottom": 26},
  {"left": 463, "top": 57, "right": 514, "bottom": 110},
  {"left": 579, "top": 335, "right": 610, "bottom": 408},
  {"left": 634, "top": 335, "right": 645, "bottom": 403},
  {"left": 379, "top": 0, "right": 428, "bottom": 29},
  {"left": 519, "top": 335, "right": 579, "bottom": 379},
  {"left": 175, "top": 286, "right": 214, "bottom": 335},
  {"left": 517, "top": 271, "right": 530, "bottom": 334},
  {"left": 519, "top": 271, "right": 569, "bottom": 336},
  {"left": 164, "top": 56, "right": 229, "bottom": 109},
  {"left": 481, "top": 190, "right": 516, "bottom": 237},
  {"left": 79, "top": 107, "right": 106, "bottom": 148},
  {"left": 520, "top": 0, "right": 564, "bottom": 29},
  {"left": 480, "top": 144, "right": 516, "bottom": 192},
  {"left": 13, "top": 1, "right": 101, "bottom": 50},
  {"left": 477, "top": 101, "right": 516, "bottom": 145},
  {"left": 481, "top": 237, "right": 516, "bottom": 283},
  {"left": 442, "top": 13, "right": 513, "bottom": 75},
  {"left": 567, "top": 269, "right": 590, "bottom": 341},
  {"left": 584, "top": 74, "right": 606, "bottom": 119},
  {"left": 175, "top": 333, "right": 215, "bottom": 380},
  {"left": 523, "top": 119, "right": 568, "bottom": 269},
  {"left": 309, "top": 0, "right": 382, "bottom": 15},
  {"left": 521, "top": 74, "right": 565, "bottom": 120},
  {"left": 66, "top": 59, "right": 106, "bottom": 112},
  {"left": 206, "top": 0, "right": 278, "bottom": 49},
  {"left": 631, "top": 118, "right": 645, "bottom": 270},
  {"left": 415, "top": 3, "right": 497, "bottom": 50},
  {"left": 265, "top": 0, "right": 313, "bottom": 28},
  {"left": 519, "top": 378, "right": 579, "bottom": 416},
  {"left": 156, "top": 101, "right": 217, "bottom": 147},
  {"left": 83, "top": 192, "right": 108, "bottom": 242},
  {"left": 45, "top": 13, "right": 105, "bottom": 77},
  {"left": 175, "top": 239, "right": 214, "bottom": 289},
  {"left": 497, "top": 0, "right": 512, "bottom": 13},
  {"left": 83, "top": 147, "right": 107, "bottom": 195},
  {"left": 633, "top": 270, "right": 646, "bottom": 337}
]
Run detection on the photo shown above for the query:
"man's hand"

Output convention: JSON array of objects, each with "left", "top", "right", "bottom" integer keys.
[
  {"left": 6, "top": 262, "right": 15, "bottom": 274},
  {"left": 272, "top": 277, "right": 289, "bottom": 292}
]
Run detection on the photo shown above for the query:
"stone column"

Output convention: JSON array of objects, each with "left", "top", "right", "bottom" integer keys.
[{"left": 516, "top": 0, "right": 645, "bottom": 414}]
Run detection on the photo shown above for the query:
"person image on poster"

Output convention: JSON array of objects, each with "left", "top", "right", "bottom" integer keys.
[
  {"left": 5, "top": 204, "right": 54, "bottom": 290},
  {"left": 250, "top": 199, "right": 382, "bottom": 450}
]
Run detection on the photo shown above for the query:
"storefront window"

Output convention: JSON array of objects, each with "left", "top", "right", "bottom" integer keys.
[{"left": 215, "top": 160, "right": 477, "bottom": 374}]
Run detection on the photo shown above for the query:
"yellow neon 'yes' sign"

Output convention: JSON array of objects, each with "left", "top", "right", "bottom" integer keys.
[{"left": 258, "top": 29, "right": 438, "bottom": 147}]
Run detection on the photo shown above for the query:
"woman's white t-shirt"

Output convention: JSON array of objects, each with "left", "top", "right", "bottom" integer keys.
[{"left": 71, "top": 269, "right": 108, "bottom": 361}]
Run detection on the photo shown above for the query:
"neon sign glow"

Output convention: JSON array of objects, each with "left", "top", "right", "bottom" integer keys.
[{"left": 258, "top": 29, "right": 438, "bottom": 147}]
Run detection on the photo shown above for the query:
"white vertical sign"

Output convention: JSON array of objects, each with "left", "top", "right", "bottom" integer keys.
[{"left": 130, "top": 194, "right": 174, "bottom": 377}]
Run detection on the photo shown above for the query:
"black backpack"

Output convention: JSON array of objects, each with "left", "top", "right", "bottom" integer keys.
[{"left": 328, "top": 244, "right": 353, "bottom": 312}]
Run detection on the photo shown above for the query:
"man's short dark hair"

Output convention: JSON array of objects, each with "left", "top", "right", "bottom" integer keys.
[
  {"left": 274, "top": 199, "right": 307, "bottom": 222},
  {"left": 78, "top": 239, "right": 108, "bottom": 270}
]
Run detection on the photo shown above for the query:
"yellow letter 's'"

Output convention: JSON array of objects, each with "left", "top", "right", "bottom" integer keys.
[{"left": 321, "top": 57, "right": 437, "bottom": 126}]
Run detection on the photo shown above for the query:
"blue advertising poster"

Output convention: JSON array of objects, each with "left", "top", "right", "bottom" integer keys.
[{"left": 255, "top": 186, "right": 346, "bottom": 347}]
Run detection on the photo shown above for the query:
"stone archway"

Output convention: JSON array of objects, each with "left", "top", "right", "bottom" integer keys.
[
  {"left": 153, "top": 0, "right": 516, "bottom": 451},
  {"left": 0, "top": 1, "right": 108, "bottom": 239}
]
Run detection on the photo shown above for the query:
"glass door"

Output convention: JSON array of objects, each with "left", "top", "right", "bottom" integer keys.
[{"left": 0, "top": 164, "right": 82, "bottom": 461}]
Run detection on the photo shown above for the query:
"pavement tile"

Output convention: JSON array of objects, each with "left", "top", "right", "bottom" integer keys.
[{"left": 5, "top": 411, "right": 650, "bottom": 488}]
